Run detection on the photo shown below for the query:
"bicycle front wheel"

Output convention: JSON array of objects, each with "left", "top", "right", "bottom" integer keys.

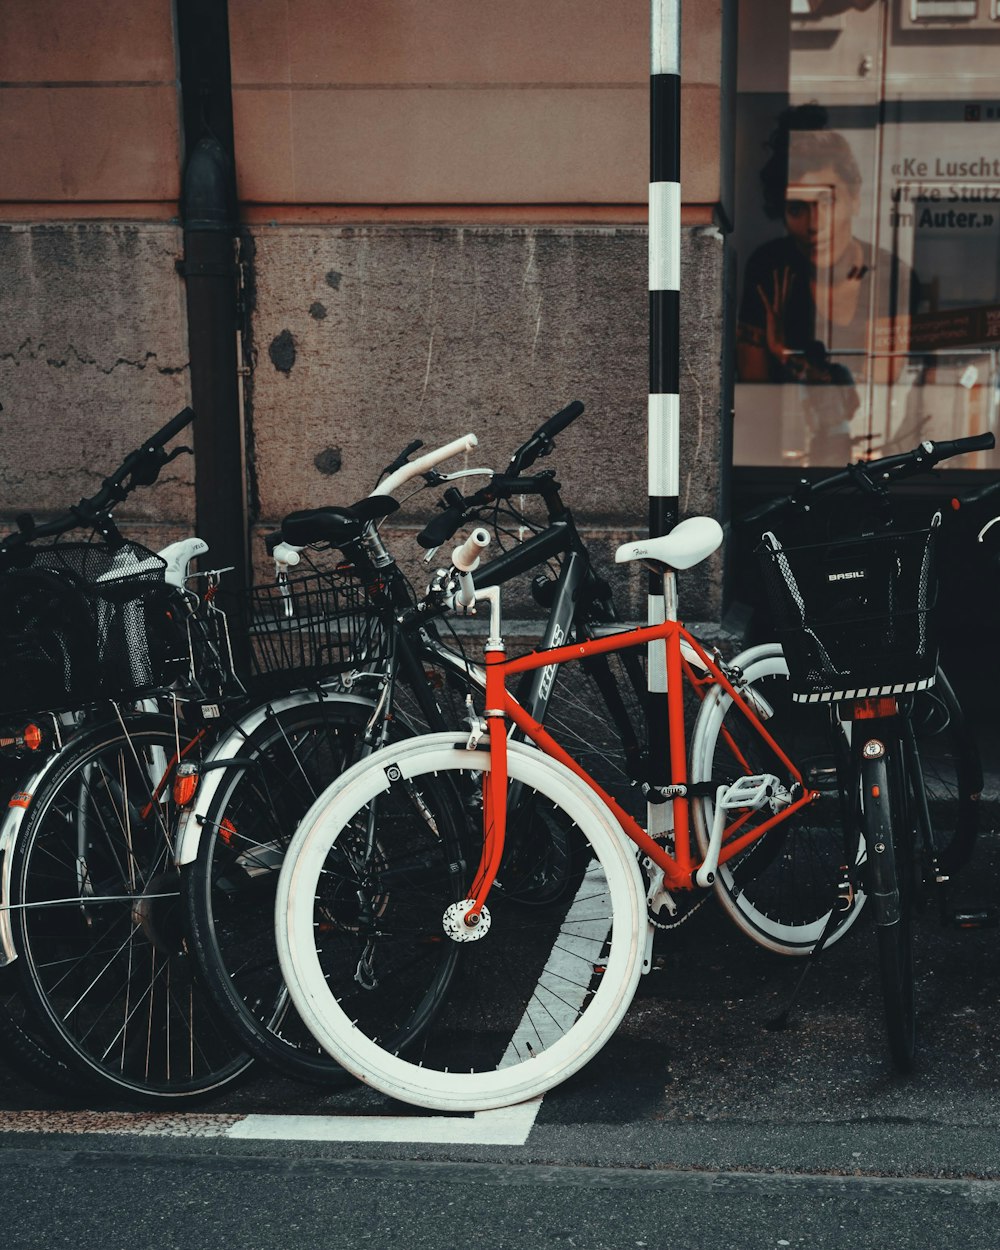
[
  {"left": 908, "top": 669, "right": 980, "bottom": 875},
  {"left": 276, "top": 733, "right": 645, "bottom": 1111},
  {"left": 690, "top": 644, "right": 865, "bottom": 955},
  {"left": 11, "top": 715, "right": 253, "bottom": 1103}
]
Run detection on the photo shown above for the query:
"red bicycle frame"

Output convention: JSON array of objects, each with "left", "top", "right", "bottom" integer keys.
[{"left": 463, "top": 615, "right": 819, "bottom": 923}]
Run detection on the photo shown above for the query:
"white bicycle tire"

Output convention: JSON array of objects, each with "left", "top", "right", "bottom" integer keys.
[
  {"left": 276, "top": 732, "right": 645, "bottom": 1111},
  {"left": 689, "top": 643, "right": 866, "bottom": 955}
]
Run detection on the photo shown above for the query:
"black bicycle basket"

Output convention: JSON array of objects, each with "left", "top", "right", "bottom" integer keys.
[
  {"left": 756, "top": 521, "right": 939, "bottom": 702},
  {"left": 246, "top": 562, "right": 388, "bottom": 686},
  {"left": 0, "top": 540, "right": 183, "bottom": 715}
]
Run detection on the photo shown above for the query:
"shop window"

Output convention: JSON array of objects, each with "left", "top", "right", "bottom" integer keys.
[{"left": 733, "top": 0, "right": 1000, "bottom": 470}]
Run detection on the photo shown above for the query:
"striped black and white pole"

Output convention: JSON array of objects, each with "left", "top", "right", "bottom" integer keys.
[{"left": 648, "top": 0, "right": 681, "bottom": 842}]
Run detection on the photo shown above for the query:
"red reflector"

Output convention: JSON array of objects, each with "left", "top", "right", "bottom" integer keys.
[
  {"left": 172, "top": 763, "right": 199, "bottom": 807},
  {"left": 871, "top": 784, "right": 880, "bottom": 798},
  {"left": 22, "top": 724, "right": 43, "bottom": 751},
  {"left": 846, "top": 697, "right": 898, "bottom": 720},
  {"left": 220, "top": 818, "right": 237, "bottom": 846}
]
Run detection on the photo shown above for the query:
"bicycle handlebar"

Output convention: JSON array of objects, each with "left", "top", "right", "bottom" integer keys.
[
  {"left": 415, "top": 401, "right": 583, "bottom": 550},
  {"left": 0, "top": 406, "right": 196, "bottom": 551},
  {"left": 415, "top": 471, "right": 558, "bottom": 551},
  {"left": 372, "top": 432, "right": 478, "bottom": 499},
  {"left": 740, "top": 432, "right": 996, "bottom": 527},
  {"left": 506, "top": 400, "right": 584, "bottom": 476}
]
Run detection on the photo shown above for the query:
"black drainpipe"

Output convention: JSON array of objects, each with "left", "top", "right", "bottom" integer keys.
[{"left": 175, "top": 0, "right": 249, "bottom": 606}]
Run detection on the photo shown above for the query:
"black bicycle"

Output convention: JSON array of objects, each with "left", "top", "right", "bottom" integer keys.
[
  {"left": 0, "top": 408, "right": 256, "bottom": 1104},
  {"left": 752, "top": 431, "right": 993, "bottom": 1071}
]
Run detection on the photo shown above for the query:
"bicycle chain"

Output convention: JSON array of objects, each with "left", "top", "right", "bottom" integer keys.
[
  {"left": 640, "top": 848, "right": 714, "bottom": 931},
  {"left": 646, "top": 890, "right": 713, "bottom": 931}
]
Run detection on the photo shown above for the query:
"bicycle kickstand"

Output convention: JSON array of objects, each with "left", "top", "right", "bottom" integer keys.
[{"left": 766, "top": 863, "right": 857, "bottom": 1032}]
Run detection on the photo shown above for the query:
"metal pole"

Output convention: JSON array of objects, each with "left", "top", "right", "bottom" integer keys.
[{"left": 648, "top": 0, "right": 681, "bottom": 846}]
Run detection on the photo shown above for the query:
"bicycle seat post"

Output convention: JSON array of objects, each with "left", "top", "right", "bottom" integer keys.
[{"left": 662, "top": 566, "right": 678, "bottom": 622}]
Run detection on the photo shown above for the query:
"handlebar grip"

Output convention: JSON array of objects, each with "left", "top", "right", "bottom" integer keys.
[
  {"left": 507, "top": 401, "right": 585, "bottom": 475},
  {"left": 264, "top": 530, "right": 303, "bottom": 565},
  {"left": 957, "top": 477, "right": 1000, "bottom": 508},
  {"left": 739, "top": 495, "right": 795, "bottom": 527},
  {"left": 930, "top": 432, "right": 995, "bottom": 462},
  {"left": 536, "top": 400, "right": 584, "bottom": 441},
  {"left": 416, "top": 503, "right": 468, "bottom": 550},
  {"left": 452, "top": 527, "right": 491, "bottom": 573}
]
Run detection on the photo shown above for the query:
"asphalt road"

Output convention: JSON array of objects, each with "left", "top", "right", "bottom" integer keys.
[{"left": 2, "top": 745, "right": 999, "bottom": 1249}]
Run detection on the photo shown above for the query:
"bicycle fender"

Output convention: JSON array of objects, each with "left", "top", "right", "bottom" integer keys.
[
  {"left": 0, "top": 759, "right": 64, "bottom": 965},
  {"left": 173, "top": 691, "right": 378, "bottom": 866}
]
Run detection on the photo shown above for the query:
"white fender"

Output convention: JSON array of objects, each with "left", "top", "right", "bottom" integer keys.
[
  {"left": 0, "top": 749, "right": 72, "bottom": 964},
  {"left": 174, "top": 691, "right": 379, "bottom": 866}
]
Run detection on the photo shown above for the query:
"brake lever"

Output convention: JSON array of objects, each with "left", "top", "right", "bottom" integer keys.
[
  {"left": 123, "top": 444, "right": 193, "bottom": 489},
  {"left": 427, "top": 467, "right": 495, "bottom": 484}
]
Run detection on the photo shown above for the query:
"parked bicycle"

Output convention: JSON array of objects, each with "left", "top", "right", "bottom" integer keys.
[
  {"left": 0, "top": 408, "right": 254, "bottom": 1103},
  {"left": 267, "top": 489, "right": 860, "bottom": 1110},
  {"left": 753, "top": 431, "right": 994, "bottom": 1071},
  {"left": 175, "top": 402, "right": 657, "bottom": 1084},
  {"left": 713, "top": 440, "right": 986, "bottom": 959}
]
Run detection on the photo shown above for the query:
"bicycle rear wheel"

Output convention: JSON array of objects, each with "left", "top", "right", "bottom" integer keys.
[
  {"left": 11, "top": 715, "right": 253, "bottom": 1103},
  {"left": 277, "top": 733, "right": 645, "bottom": 1111},
  {"left": 183, "top": 696, "right": 396, "bottom": 1083},
  {"left": 690, "top": 644, "right": 865, "bottom": 954}
]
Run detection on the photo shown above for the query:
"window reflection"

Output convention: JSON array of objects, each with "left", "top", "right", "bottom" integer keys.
[{"left": 734, "top": 0, "right": 1000, "bottom": 470}]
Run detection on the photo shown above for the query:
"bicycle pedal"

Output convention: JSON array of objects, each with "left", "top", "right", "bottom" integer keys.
[{"left": 949, "top": 909, "right": 999, "bottom": 930}]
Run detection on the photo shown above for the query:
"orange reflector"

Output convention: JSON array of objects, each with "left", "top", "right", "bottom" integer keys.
[
  {"left": 220, "top": 818, "right": 237, "bottom": 846},
  {"left": 172, "top": 763, "right": 199, "bottom": 807},
  {"left": 871, "top": 784, "right": 880, "bottom": 798},
  {"left": 846, "top": 696, "right": 898, "bottom": 720},
  {"left": 22, "top": 724, "right": 43, "bottom": 751}
]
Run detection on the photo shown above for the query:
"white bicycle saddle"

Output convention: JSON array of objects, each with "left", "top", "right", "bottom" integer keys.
[{"left": 614, "top": 516, "right": 723, "bottom": 571}]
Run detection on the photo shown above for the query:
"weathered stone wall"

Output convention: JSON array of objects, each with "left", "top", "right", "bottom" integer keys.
[
  {"left": 0, "top": 219, "right": 728, "bottom": 622},
  {"left": 0, "top": 222, "right": 195, "bottom": 551},
  {"left": 246, "top": 223, "right": 727, "bottom": 620}
]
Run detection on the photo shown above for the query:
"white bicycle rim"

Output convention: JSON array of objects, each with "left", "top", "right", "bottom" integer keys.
[
  {"left": 276, "top": 732, "right": 645, "bottom": 1111},
  {"left": 690, "top": 644, "right": 865, "bottom": 955}
]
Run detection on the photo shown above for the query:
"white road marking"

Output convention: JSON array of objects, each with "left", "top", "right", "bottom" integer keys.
[
  {"left": 227, "top": 1098, "right": 541, "bottom": 1144},
  {"left": 0, "top": 1097, "right": 542, "bottom": 1145}
]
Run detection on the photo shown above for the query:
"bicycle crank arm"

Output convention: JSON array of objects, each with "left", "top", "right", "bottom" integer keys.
[{"left": 695, "top": 773, "right": 785, "bottom": 888}]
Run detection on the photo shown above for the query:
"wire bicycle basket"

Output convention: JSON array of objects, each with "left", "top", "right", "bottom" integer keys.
[
  {"left": 0, "top": 539, "right": 186, "bottom": 716},
  {"left": 756, "top": 518, "right": 940, "bottom": 703},
  {"left": 246, "top": 561, "right": 388, "bottom": 687}
]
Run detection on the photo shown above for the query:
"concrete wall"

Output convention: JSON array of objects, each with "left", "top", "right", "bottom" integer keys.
[
  {"left": 229, "top": 0, "right": 724, "bottom": 209},
  {"left": 0, "top": 223, "right": 195, "bottom": 548},
  {"left": 0, "top": 0, "right": 193, "bottom": 550},
  {"left": 0, "top": 0, "right": 730, "bottom": 623},
  {"left": 245, "top": 222, "right": 726, "bottom": 620}
]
